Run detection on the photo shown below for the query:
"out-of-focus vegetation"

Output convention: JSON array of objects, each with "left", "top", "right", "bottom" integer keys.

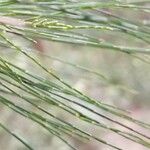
[{"left": 0, "top": 0, "right": 150, "bottom": 150}]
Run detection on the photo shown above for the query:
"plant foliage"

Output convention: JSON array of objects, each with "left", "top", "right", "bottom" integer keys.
[{"left": 0, "top": 0, "right": 150, "bottom": 150}]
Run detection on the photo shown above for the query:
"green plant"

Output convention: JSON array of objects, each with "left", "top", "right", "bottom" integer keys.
[{"left": 0, "top": 0, "right": 150, "bottom": 150}]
